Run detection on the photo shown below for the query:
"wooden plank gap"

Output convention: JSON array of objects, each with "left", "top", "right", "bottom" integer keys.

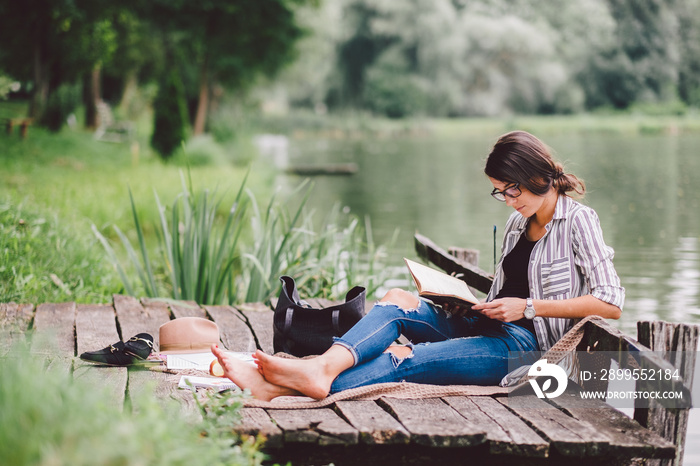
[
  {"left": 497, "top": 396, "right": 610, "bottom": 457},
  {"left": 377, "top": 397, "right": 486, "bottom": 448},
  {"left": 203, "top": 304, "right": 256, "bottom": 352},
  {"left": 444, "top": 396, "right": 549, "bottom": 457},
  {"left": 235, "top": 302, "right": 274, "bottom": 355}
]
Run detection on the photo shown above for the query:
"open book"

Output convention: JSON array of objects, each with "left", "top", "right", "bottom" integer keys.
[{"left": 404, "top": 258, "right": 480, "bottom": 308}]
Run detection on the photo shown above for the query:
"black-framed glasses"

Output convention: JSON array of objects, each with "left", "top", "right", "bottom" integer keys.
[{"left": 491, "top": 183, "right": 522, "bottom": 202}]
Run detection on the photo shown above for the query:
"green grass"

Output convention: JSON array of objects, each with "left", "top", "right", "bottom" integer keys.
[
  {"left": 0, "top": 344, "right": 264, "bottom": 465},
  {"left": 0, "top": 200, "right": 120, "bottom": 303}
]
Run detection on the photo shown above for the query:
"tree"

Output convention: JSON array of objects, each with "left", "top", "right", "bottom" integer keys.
[
  {"left": 0, "top": 0, "right": 117, "bottom": 127},
  {"left": 675, "top": 0, "right": 700, "bottom": 106},
  {"left": 589, "top": 0, "right": 680, "bottom": 108},
  {"left": 137, "top": 0, "right": 307, "bottom": 136},
  {"left": 151, "top": 67, "right": 188, "bottom": 159}
]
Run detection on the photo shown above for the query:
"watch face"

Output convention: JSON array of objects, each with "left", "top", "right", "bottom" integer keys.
[{"left": 524, "top": 307, "right": 536, "bottom": 319}]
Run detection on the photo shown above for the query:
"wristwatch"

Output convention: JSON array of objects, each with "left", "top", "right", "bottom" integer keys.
[{"left": 524, "top": 298, "right": 536, "bottom": 320}]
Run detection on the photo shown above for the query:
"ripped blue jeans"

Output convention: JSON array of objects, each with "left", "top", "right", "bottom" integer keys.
[{"left": 330, "top": 299, "right": 539, "bottom": 393}]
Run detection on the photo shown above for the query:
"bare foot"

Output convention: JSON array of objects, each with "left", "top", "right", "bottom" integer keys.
[
  {"left": 254, "top": 346, "right": 353, "bottom": 400},
  {"left": 211, "top": 344, "right": 297, "bottom": 401}
]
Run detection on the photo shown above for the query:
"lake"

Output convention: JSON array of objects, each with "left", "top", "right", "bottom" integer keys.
[{"left": 274, "top": 129, "right": 700, "bottom": 463}]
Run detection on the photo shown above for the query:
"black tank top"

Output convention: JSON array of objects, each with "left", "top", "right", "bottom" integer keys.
[{"left": 495, "top": 233, "right": 536, "bottom": 335}]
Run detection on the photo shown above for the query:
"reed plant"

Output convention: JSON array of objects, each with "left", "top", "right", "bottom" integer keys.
[
  {"left": 94, "top": 171, "right": 395, "bottom": 305},
  {"left": 93, "top": 170, "right": 249, "bottom": 304},
  {"left": 239, "top": 180, "right": 313, "bottom": 303}
]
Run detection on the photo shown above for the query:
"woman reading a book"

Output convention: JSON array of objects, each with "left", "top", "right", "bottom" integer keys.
[{"left": 212, "top": 130, "right": 625, "bottom": 401}]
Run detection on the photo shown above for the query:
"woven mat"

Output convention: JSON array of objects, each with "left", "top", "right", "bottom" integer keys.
[{"left": 242, "top": 381, "right": 509, "bottom": 409}]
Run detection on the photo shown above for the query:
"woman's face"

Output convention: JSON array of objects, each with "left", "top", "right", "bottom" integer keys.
[{"left": 489, "top": 177, "right": 548, "bottom": 219}]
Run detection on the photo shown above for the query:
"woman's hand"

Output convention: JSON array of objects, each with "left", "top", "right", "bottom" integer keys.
[{"left": 471, "top": 298, "right": 526, "bottom": 322}]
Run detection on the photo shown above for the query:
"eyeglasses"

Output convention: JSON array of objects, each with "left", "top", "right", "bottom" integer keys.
[{"left": 491, "top": 183, "right": 522, "bottom": 202}]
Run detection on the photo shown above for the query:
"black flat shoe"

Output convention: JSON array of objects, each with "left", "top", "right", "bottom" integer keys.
[
  {"left": 123, "top": 333, "right": 154, "bottom": 361},
  {"left": 80, "top": 333, "right": 154, "bottom": 366}
]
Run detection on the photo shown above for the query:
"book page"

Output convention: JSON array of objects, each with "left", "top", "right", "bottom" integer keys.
[{"left": 404, "top": 258, "right": 480, "bottom": 305}]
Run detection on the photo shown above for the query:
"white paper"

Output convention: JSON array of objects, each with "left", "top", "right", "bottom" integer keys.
[{"left": 166, "top": 351, "right": 255, "bottom": 370}]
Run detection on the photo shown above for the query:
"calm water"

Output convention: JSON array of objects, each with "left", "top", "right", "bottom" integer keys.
[{"left": 274, "top": 131, "right": 700, "bottom": 463}]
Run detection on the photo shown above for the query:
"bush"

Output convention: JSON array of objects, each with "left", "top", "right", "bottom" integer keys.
[
  {"left": 151, "top": 69, "right": 188, "bottom": 159},
  {"left": 0, "top": 343, "right": 264, "bottom": 465},
  {"left": 42, "top": 82, "right": 81, "bottom": 132}
]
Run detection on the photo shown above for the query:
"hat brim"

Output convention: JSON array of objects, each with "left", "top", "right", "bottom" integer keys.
[{"left": 157, "top": 344, "right": 218, "bottom": 355}]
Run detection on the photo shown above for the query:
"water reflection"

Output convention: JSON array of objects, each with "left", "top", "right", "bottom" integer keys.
[{"left": 281, "top": 132, "right": 700, "bottom": 332}]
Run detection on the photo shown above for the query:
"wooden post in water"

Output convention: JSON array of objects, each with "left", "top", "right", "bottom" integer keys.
[
  {"left": 447, "top": 247, "right": 479, "bottom": 266},
  {"left": 447, "top": 246, "right": 481, "bottom": 298},
  {"left": 634, "top": 321, "right": 699, "bottom": 466}
]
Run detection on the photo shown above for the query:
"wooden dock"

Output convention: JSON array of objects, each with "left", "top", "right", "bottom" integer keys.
[{"left": 0, "top": 294, "right": 687, "bottom": 465}]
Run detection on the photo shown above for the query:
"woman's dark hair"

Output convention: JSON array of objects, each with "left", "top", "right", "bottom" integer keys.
[{"left": 484, "top": 131, "right": 585, "bottom": 197}]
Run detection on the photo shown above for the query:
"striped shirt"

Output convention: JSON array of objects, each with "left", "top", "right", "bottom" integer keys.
[{"left": 488, "top": 195, "right": 625, "bottom": 385}]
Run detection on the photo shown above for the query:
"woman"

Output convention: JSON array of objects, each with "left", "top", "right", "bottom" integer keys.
[{"left": 212, "top": 130, "right": 625, "bottom": 401}]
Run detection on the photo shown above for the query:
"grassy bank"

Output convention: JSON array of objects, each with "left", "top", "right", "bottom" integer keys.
[
  {"left": 427, "top": 112, "right": 700, "bottom": 139},
  {"left": 0, "top": 122, "right": 269, "bottom": 304},
  {"left": 244, "top": 108, "right": 700, "bottom": 139}
]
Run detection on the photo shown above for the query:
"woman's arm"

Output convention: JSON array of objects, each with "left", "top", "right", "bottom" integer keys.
[{"left": 472, "top": 295, "right": 621, "bottom": 322}]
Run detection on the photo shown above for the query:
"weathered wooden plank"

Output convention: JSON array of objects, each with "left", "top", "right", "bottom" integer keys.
[
  {"left": 414, "top": 233, "right": 494, "bottom": 294},
  {"left": 204, "top": 305, "right": 256, "bottom": 352},
  {"left": 334, "top": 400, "right": 410, "bottom": 445},
  {"left": 378, "top": 398, "right": 486, "bottom": 448},
  {"left": 74, "top": 304, "right": 120, "bottom": 356},
  {"left": 635, "top": 321, "right": 699, "bottom": 466},
  {"left": 267, "top": 408, "right": 359, "bottom": 445},
  {"left": 127, "top": 367, "right": 202, "bottom": 420},
  {"left": 114, "top": 294, "right": 170, "bottom": 348},
  {"left": 238, "top": 408, "right": 284, "bottom": 448},
  {"left": 236, "top": 302, "right": 274, "bottom": 354},
  {"left": 550, "top": 388, "right": 676, "bottom": 460},
  {"left": 140, "top": 297, "right": 171, "bottom": 315},
  {"left": 73, "top": 304, "right": 127, "bottom": 410},
  {"left": 0, "top": 302, "right": 34, "bottom": 354},
  {"left": 498, "top": 396, "right": 610, "bottom": 457},
  {"left": 169, "top": 300, "right": 207, "bottom": 319},
  {"left": 31, "top": 302, "right": 76, "bottom": 358},
  {"left": 579, "top": 319, "right": 692, "bottom": 408},
  {"left": 443, "top": 396, "right": 548, "bottom": 457}
]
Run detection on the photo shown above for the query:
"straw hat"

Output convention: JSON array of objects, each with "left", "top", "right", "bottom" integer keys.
[{"left": 158, "top": 317, "right": 220, "bottom": 354}]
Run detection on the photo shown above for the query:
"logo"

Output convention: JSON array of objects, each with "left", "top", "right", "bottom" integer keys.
[{"left": 528, "top": 359, "right": 568, "bottom": 399}]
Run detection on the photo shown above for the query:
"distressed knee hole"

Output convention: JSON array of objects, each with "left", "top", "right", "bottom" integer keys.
[
  {"left": 389, "top": 345, "right": 415, "bottom": 368},
  {"left": 375, "top": 300, "right": 418, "bottom": 314}
]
